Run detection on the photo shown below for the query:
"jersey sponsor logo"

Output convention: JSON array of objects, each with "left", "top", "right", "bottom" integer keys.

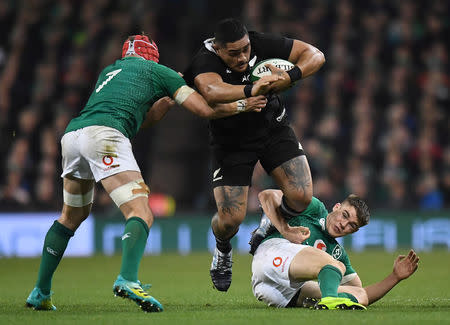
[
  {"left": 314, "top": 239, "right": 327, "bottom": 251},
  {"left": 281, "top": 256, "right": 289, "bottom": 273},
  {"left": 242, "top": 75, "right": 250, "bottom": 83},
  {"left": 332, "top": 245, "right": 343, "bottom": 259},
  {"left": 319, "top": 218, "right": 326, "bottom": 231},
  {"left": 104, "top": 164, "right": 120, "bottom": 171},
  {"left": 273, "top": 257, "right": 282, "bottom": 267},
  {"left": 213, "top": 168, "right": 223, "bottom": 182},
  {"left": 226, "top": 69, "right": 232, "bottom": 74},
  {"left": 96, "top": 69, "right": 122, "bottom": 93},
  {"left": 103, "top": 155, "right": 114, "bottom": 166}
]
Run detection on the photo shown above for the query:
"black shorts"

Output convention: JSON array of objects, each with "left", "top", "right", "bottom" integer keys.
[{"left": 211, "top": 125, "right": 304, "bottom": 188}]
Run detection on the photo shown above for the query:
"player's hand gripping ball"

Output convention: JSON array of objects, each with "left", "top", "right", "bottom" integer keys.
[{"left": 250, "top": 58, "right": 294, "bottom": 82}]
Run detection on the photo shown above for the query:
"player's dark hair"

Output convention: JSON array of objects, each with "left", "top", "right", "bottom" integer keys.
[
  {"left": 343, "top": 194, "right": 370, "bottom": 227},
  {"left": 214, "top": 18, "right": 248, "bottom": 45}
]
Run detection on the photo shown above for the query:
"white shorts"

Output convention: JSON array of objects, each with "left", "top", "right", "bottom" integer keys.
[
  {"left": 251, "top": 238, "right": 308, "bottom": 308},
  {"left": 61, "top": 126, "right": 140, "bottom": 182}
]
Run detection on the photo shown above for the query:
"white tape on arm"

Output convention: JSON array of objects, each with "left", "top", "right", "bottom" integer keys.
[
  {"left": 236, "top": 99, "right": 247, "bottom": 112},
  {"left": 63, "top": 188, "right": 94, "bottom": 207},
  {"left": 174, "top": 85, "right": 195, "bottom": 105}
]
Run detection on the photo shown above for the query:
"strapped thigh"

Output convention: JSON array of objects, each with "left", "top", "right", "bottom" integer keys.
[
  {"left": 63, "top": 187, "right": 94, "bottom": 207},
  {"left": 109, "top": 179, "right": 150, "bottom": 208}
]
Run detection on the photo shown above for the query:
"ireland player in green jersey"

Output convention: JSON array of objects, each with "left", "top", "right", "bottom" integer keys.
[
  {"left": 250, "top": 189, "right": 419, "bottom": 310},
  {"left": 25, "top": 33, "right": 280, "bottom": 313}
]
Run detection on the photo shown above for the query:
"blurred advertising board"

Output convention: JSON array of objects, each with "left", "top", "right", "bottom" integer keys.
[{"left": 0, "top": 212, "right": 449, "bottom": 257}]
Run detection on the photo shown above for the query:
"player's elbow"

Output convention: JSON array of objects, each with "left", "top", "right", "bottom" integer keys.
[
  {"left": 312, "top": 47, "right": 325, "bottom": 69},
  {"left": 318, "top": 50, "right": 325, "bottom": 67},
  {"left": 351, "top": 287, "right": 369, "bottom": 306},
  {"left": 203, "top": 85, "right": 222, "bottom": 105},
  {"left": 258, "top": 190, "right": 274, "bottom": 204},
  {"left": 195, "top": 108, "right": 214, "bottom": 119}
]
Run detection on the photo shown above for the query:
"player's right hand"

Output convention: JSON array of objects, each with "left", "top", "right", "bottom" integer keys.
[
  {"left": 282, "top": 225, "right": 310, "bottom": 244},
  {"left": 252, "top": 74, "right": 284, "bottom": 96}
]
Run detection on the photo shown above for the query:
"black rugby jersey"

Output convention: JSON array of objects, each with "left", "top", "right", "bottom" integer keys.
[{"left": 184, "top": 31, "right": 294, "bottom": 146}]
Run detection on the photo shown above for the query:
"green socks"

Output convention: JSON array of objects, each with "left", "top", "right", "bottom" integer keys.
[
  {"left": 36, "top": 221, "right": 74, "bottom": 295},
  {"left": 338, "top": 292, "right": 358, "bottom": 303},
  {"left": 317, "top": 264, "right": 342, "bottom": 298},
  {"left": 119, "top": 217, "right": 149, "bottom": 282}
]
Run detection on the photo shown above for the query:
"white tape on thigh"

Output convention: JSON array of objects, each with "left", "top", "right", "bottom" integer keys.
[
  {"left": 109, "top": 179, "right": 150, "bottom": 208},
  {"left": 63, "top": 188, "right": 94, "bottom": 207},
  {"left": 174, "top": 85, "right": 195, "bottom": 105}
]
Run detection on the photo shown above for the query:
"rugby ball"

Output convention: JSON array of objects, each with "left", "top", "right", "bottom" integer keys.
[{"left": 250, "top": 58, "right": 294, "bottom": 82}]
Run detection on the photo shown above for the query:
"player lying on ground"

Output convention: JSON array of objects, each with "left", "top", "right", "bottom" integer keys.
[
  {"left": 25, "top": 33, "right": 281, "bottom": 313},
  {"left": 249, "top": 189, "right": 419, "bottom": 310}
]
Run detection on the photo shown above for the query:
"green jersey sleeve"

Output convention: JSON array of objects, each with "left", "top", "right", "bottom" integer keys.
[
  {"left": 151, "top": 64, "right": 186, "bottom": 99},
  {"left": 339, "top": 247, "right": 355, "bottom": 276}
]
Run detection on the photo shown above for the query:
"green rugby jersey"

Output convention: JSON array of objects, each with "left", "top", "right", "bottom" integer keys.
[
  {"left": 264, "top": 197, "right": 355, "bottom": 276},
  {"left": 65, "top": 56, "right": 186, "bottom": 139}
]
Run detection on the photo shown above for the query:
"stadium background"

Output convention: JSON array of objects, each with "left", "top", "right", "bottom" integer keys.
[{"left": 0, "top": 0, "right": 448, "bottom": 256}]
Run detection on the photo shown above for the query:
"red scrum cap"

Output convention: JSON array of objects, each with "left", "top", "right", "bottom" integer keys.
[{"left": 122, "top": 34, "right": 159, "bottom": 62}]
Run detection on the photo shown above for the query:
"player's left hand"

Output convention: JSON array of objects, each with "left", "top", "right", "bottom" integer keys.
[
  {"left": 392, "top": 249, "right": 419, "bottom": 281},
  {"left": 265, "top": 64, "right": 293, "bottom": 93}
]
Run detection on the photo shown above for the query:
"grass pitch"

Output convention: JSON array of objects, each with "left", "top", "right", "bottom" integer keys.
[{"left": 1, "top": 251, "right": 449, "bottom": 325}]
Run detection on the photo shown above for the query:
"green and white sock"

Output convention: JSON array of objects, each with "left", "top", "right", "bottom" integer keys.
[
  {"left": 317, "top": 264, "right": 342, "bottom": 298},
  {"left": 119, "top": 217, "right": 149, "bottom": 282},
  {"left": 36, "top": 221, "right": 74, "bottom": 295}
]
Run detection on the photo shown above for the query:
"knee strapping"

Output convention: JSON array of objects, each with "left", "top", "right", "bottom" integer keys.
[
  {"left": 109, "top": 179, "right": 150, "bottom": 208},
  {"left": 63, "top": 188, "right": 94, "bottom": 207}
]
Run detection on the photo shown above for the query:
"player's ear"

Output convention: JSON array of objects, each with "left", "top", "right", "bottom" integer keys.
[{"left": 332, "top": 203, "right": 341, "bottom": 211}]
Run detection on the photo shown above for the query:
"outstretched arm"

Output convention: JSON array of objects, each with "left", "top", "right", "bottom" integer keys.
[
  {"left": 364, "top": 249, "right": 419, "bottom": 305},
  {"left": 174, "top": 84, "right": 272, "bottom": 119},
  {"left": 209, "top": 95, "right": 268, "bottom": 118},
  {"left": 194, "top": 73, "right": 283, "bottom": 104},
  {"left": 296, "top": 250, "right": 419, "bottom": 307}
]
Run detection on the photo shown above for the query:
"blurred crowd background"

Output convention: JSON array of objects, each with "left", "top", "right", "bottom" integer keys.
[{"left": 0, "top": 0, "right": 448, "bottom": 215}]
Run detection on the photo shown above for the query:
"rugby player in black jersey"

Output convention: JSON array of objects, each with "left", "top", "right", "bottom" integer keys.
[{"left": 183, "top": 18, "right": 325, "bottom": 292}]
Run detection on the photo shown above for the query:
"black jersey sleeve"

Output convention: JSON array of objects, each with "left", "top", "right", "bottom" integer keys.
[
  {"left": 249, "top": 31, "right": 294, "bottom": 61},
  {"left": 183, "top": 51, "right": 224, "bottom": 87}
]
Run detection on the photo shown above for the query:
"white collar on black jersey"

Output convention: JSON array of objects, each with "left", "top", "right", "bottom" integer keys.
[
  {"left": 204, "top": 38, "right": 217, "bottom": 54},
  {"left": 203, "top": 37, "right": 258, "bottom": 68}
]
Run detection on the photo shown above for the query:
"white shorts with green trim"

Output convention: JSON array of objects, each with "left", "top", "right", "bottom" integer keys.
[
  {"left": 61, "top": 126, "right": 140, "bottom": 182},
  {"left": 251, "top": 238, "right": 307, "bottom": 308}
]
